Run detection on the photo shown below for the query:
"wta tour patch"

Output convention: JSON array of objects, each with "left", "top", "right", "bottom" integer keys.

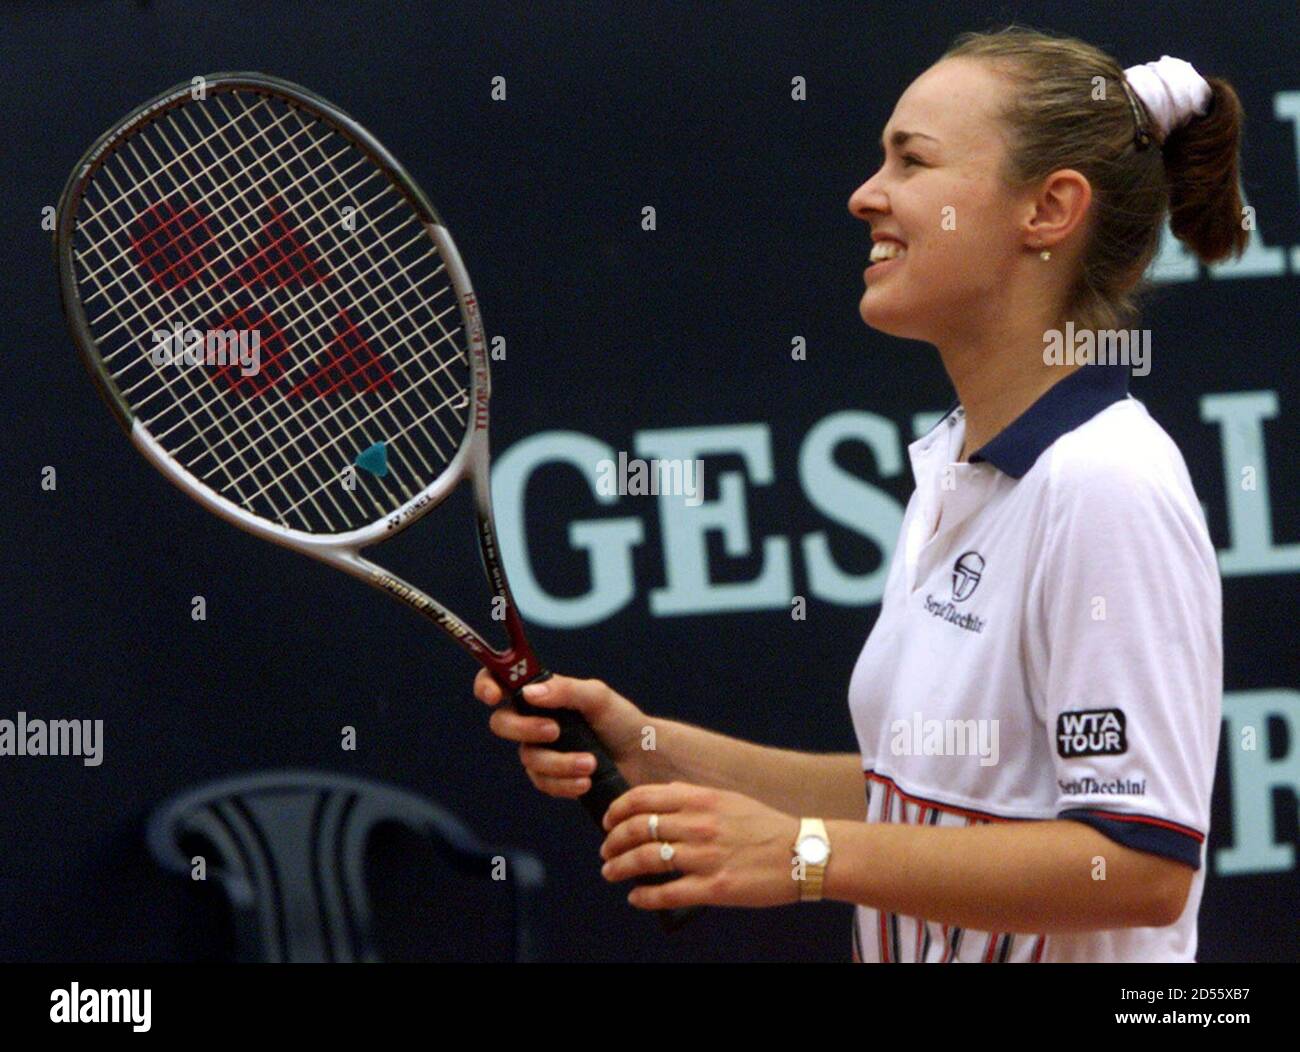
[{"left": 1056, "top": 708, "right": 1127, "bottom": 758}]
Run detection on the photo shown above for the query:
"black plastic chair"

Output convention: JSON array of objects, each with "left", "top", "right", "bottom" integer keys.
[{"left": 147, "top": 770, "right": 545, "bottom": 962}]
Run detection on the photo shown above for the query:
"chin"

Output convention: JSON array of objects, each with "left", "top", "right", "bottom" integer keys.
[{"left": 859, "top": 288, "right": 920, "bottom": 340}]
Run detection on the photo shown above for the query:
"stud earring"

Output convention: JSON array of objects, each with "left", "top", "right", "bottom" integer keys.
[{"left": 1036, "top": 241, "right": 1051, "bottom": 261}]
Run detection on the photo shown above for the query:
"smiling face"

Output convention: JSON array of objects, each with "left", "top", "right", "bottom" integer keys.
[{"left": 849, "top": 58, "right": 1035, "bottom": 343}]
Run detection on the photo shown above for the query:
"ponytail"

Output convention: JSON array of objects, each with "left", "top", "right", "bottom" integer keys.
[{"left": 1162, "top": 77, "right": 1249, "bottom": 264}]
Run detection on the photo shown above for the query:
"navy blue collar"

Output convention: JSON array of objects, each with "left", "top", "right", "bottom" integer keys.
[{"left": 942, "top": 363, "right": 1131, "bottom": 479}]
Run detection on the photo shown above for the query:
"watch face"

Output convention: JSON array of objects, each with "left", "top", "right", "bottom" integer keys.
[{"left": 799, "top": 835, "right": 829, "bottom": 866}]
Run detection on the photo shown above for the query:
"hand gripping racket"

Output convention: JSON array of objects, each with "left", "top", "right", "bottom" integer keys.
[{"left": 55, "top": 72, "right": 697, "bottom": 931}]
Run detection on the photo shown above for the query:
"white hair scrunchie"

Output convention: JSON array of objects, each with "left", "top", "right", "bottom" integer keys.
[{"left": 1122, "top": 55, "right": 1213, "bottom": 143}]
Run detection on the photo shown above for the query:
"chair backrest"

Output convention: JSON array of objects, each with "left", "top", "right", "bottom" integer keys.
[{"left": 147, "top": 770, "right": 545, "bottom": 962}]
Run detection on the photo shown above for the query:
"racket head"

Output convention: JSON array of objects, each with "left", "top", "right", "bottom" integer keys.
[{"left": 55, "top": 72, "right": 489, "bottom": 551}]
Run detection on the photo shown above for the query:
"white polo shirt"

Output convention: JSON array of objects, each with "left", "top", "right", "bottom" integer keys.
[{"left": 847, "top": 363, "right": 1222, "bottom": 963}]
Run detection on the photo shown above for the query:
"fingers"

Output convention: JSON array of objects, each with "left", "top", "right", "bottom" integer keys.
[
  {"left": 599, "top": 810, "right": 717, "bottom": 860},
  {"left": 475, "top": 670, "right": 610, "bottom": 717},
  {"left": 487, "top": 706, "right": 560, "bottom": 744},
  {"left": 516, "top": 675, "right": 610, "bottom": 717},
  {"left": 602, "top": 782, "right": 705, "bottom": 830},
  {"left": 517, "top": 744, "right": 597, "bottom": 799},
  {"left": 521, "top": 744, "right": 597, "bottom": 779},
  {"left": 601, "top": 840, "right": 718, "bottom": 883},
  {"left": 480, "top": 671, "right": 613, "bottom": 746},
  {"left": 476, "top": 669, "right": 619, "bottom": 800},
  {"left": 473, "top": 667, "right": 504, "bottom": 706},
  {"left": 527, "top": 770, "right": 592, "bottom": 799},
  {"left": 626, "top": 874, "right": 715, "bottom": 911}
]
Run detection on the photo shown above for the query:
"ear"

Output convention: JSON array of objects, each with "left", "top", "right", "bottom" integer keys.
[{"left": 1023, "top": 168, "right": 1092, "bottom": 248}]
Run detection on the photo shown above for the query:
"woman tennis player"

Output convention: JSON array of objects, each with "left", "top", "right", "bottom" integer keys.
[{"left": 474, "top": 27, "right": 1243, "bottom": 962}]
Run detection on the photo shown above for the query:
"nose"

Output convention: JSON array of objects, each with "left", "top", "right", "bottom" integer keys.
[{"left": 848, "top": 169, "right": 887, "bottom": 223}]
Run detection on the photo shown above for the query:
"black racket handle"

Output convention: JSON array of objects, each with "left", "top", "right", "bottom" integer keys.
[{"left": 511, "top": 677, "right": 702, "bottom": 933}]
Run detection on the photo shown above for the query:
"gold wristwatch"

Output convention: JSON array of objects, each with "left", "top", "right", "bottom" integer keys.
[{"left": 793, "top": 817, "right": 831, "bottom": 902}]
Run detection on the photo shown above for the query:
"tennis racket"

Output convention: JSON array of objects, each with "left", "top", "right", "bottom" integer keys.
[{"left": 55, "top": 72, "right": 696, "bottom": 931}]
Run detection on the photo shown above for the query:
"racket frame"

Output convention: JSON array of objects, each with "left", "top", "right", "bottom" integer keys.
[{"left": 55, "top": 72, "right": 542, "bottom": 689}]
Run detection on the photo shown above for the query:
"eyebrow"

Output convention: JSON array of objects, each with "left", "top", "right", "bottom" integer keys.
[{"left": 879, "top": 130, "right": 939, "bottom": 152}]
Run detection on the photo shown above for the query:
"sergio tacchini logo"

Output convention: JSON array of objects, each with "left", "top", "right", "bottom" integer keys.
[{"left": 951, "top": 551, "right": 985, "bottom": 602}]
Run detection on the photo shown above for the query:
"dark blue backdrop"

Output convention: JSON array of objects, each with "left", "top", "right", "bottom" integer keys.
[{"left": 2, "top": 0, "right": 1296, "bottom": 962}]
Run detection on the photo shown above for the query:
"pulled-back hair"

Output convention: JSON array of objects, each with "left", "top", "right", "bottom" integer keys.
[{"left": 943, "top": 26, "right": 1247, "bottom": 331}]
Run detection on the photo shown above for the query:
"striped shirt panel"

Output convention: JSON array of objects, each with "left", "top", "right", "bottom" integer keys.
[{"left": 853, "top": 770, "right": 1049, "bottom": 964}]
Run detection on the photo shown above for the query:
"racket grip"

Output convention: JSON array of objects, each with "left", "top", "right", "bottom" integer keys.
[{"left": 511, "top": 680, "right": 702, "bottom": 933}]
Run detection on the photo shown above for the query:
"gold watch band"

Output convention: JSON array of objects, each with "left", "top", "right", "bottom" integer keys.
[{"left": 795, "top": 817, "right": 830, "bottom": 902}]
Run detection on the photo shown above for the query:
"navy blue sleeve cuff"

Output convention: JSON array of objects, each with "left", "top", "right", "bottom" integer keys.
[{"left": 1057, "top": 808, "right": 1203, "bottom": 869}]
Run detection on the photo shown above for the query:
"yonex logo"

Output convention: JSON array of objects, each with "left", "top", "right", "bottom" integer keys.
[
  {"left": 128, "top": 196, "right": 394, "bottom": 402},
  {"left": 951, "top": 551, "right": 985, "bottom": 603}
]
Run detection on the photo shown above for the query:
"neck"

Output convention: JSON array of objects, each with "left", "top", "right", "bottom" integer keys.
[{"left": 938, "top": 311, "right": 1077, "bottom": 462}]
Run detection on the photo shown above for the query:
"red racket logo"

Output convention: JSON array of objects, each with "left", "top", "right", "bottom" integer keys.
[{"left": 128, "top": 193, "right": 394, "bottom": 402}]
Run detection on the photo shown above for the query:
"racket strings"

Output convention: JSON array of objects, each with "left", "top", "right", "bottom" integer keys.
[
  {"left": 216, "top": 274, "right": 465, "bottom": 497},
  {"left": 90, "top": 111, "right": 393, "bottom": 401},
  {"left": 71, "top": 87, "right": 473, "bottom": 533},
  {"left": 150, "top": 196, "right": 413, "bottom": 440},
  {"left": 192, "top": 95, "right": 467, "bottom": 510},
  {"left": 76, "top": 96, "right": 285, "bottom": 282},
  {"left": 78, "top": 104, "right": 407, "bottom": 526},
  {"left": 276, "top": 102, "right": 466, "bottom": 456},
  {"left": 185, "top": 234, "right": 445, "bottom": 477},
  {"left": 148, "top": 100, "right": 390, "bottom": 526},
  {"left": 244, "top": 99, "right": 461, "bottom": 477},
  {"left": 77, "top": 151, "right": 287, "bottom": 520},
  {"left": 199, "top": 99, "right": 467, "bottom": 508},
  {"left": 177, "top": 95, "right": 425, "bottom": 516},
  {"left": 116, "top": 110, "right": 378, "bottom": 526}
]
